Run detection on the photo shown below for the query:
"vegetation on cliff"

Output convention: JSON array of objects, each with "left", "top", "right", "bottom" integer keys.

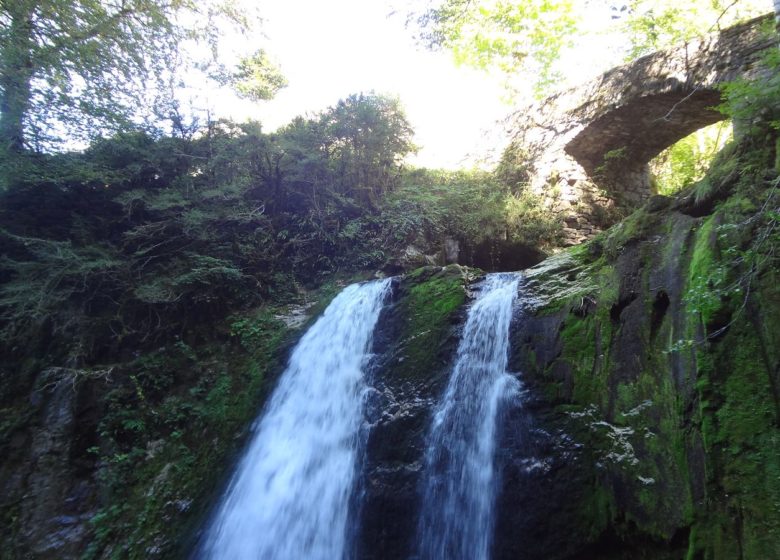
[{"left": 515, "top": 117, "right": 779, "bottom": 558}]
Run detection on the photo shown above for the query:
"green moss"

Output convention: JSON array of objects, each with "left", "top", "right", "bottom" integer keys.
[
  {"left": 671, "top": 167, "right": 780, "bottom": 558},
  {"left": 558, "top": 315, "right": 602, "bottom": 405},
  {"left": 525, "top": 135, "right": 780, "bottom": 556},
  {"left": 601, "top": 207, "right": 664, "bottom": 259},
  {"left": 578, "top": 480, "right": 616, "bottom": 542},
  {"left": 694, "top": 316, "right": 780, "bottom": 559},
  {"left": 393, "top": 265, "right": 470, "bottom": 379}
]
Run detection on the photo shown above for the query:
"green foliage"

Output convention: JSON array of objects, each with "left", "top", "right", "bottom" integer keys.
[
  {"left": 387, "top": 168, "right": 506, "bottom": 243},
  {"left": 410, "top": 0, "right": 578, "bottom": 97},
  {"left": 495, "top": 140, "right": 532, "bottom": 189},
  {"left": 0, "top": 93, "right": 416, "bottom": 358},
  {"left": 620, "top": 0, "right": 767, "bottom": 59},
  {"left": 495, "top": 140, "right": 564, "bottom": 246},
  {"left": 230, "top": 49, "right": 288, "bottom": 102},
  {"left": 409, "top": 0, "right": 769, "bottom": 100},
  {"left": 650, "top": 121, "right": 733, "bottom": 195},
  {"left": 0, "top": 0, "right": 274, "bottom": 154},
  {"left": 720, "top": 43, "right": 780, "bottom": 135},
  {"left": 375, "top": 166, "right": 561, "bottom": 257},
  {"left": 594, "top": 146, "right": 628, "bottom": 183},
  {"left": 230, "top": 311, "right": 286, "bottom": 353},
  {"left": 504, "top": 189, "right": 563, "bottom": 248},
  {"left": 134, "top": 254, "right": 249, "bottom": 305},
  {"left": 0, "top": 229, "right": 124, "bottom": 348}
]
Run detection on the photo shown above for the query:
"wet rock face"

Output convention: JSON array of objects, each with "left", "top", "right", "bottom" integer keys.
[
  {"left": 358, "top": 374, "right": 437, "bottom": 560},
  {"left": 504, "top": 163, "right": 780, "bottom": 559},
  {"left": 356, "top": 271, "right": 467, "bottom": 559},
  {"left": 355, "top": 269, "right": 610, "bottom": 560},
  {"left": 492, "top": 386, "right": 594, "bottom": 560},
  {"left": 2, "top": 368, "right": 100, "bottom": 559},
  {"left": 508, "top": 237, "right": 698, "bottom": 554}
]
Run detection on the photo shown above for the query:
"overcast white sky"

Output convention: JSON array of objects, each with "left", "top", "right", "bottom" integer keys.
[
  {"left": 198, "top": 0, "right": 633, "bottom": 168},
  {"left": 203, "top": 0, "right": 511, "bottom": 168},
  {"left": 180, "top": 0, "right": 770, "bottom": 168}
]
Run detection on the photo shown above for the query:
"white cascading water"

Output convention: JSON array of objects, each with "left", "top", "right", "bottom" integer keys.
[
  {"left": 416, "top": 273, "right": 521, "bottom": 560},
  {"left": 197, "top": 278, "right": 392, "bottom": 560}
]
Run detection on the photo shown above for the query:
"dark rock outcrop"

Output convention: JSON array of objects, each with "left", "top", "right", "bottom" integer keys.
[
  {"left": 356, "top": 266, "right": 473, "bottom": 559},
  {"left": 1, "top": 368, "right": 102, "bottom": 559},
  {"left": 502, "top": 145, "right": 780, "bottom": 558}
]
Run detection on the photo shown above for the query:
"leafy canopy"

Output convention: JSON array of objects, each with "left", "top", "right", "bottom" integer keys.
[
  {"left": 0, "top": 0, "right": 285, "bottom": 152},
  {"left": 410, "top": 0, "right": 577, "bottom": 98},
  {"left": 620, "top": 0, "right": 769, "bottom": 59},
  {"left": 409, "top": 0, "right": 770, "bottom": 99},
  {"left": 230, "top": 49, "right": 288, "bottom": 102}
]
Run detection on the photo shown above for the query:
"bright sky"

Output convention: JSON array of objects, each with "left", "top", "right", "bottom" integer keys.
[
  {"left": 207, "top": 0, "right": 510, "bottom": 168},
  {"left": 201, "top": 0, "right": 757, "bottom": 169}
]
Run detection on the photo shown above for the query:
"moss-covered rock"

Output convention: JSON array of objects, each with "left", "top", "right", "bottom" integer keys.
[
  {"left": 509, "top": 139, "right": 780, "bottom": 559},
  {"left": 357, "top": 265, "right": 476, "bottom": 560},
  {"left": 391, "top": 265, "right": 474, "bottom": 380}
]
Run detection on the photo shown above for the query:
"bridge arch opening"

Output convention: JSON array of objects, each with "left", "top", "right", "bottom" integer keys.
[
  {"left": 564, "top": 88, "right": 729, "bottom": 204},
  {"left": 650, "top": 120, "right": 733, "bottom": 195}
]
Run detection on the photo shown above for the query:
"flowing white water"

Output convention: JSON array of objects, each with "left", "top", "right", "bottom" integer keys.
[
  {"left": 416, "top": 273, "right": 521, "bottom": 560},
  {"left": 198, "top": 279, "right": 392, "bottom": 560}
]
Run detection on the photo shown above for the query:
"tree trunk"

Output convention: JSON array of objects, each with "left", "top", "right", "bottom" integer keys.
[{"left": 0, "top": 4, "right": 35, "bottom": 153}]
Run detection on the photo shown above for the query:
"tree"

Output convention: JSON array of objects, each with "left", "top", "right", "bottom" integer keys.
[
  {"left": 619, "top": 0, "right": 768, "bottom": 59},
  {"left": 409, "top": 0, "right": 770, "bottom": 99},
  {"left": 0, "top": 0, "right": 282, "bottom": 154},
  {"left": 409, "top": 0, "right": 578, "bottom": 98},
  {"left": 230, "top": 49, "right": 288, "bottom": 102},
  {"left": 320, "top": 93, "right": 416, "bottom": 208}
]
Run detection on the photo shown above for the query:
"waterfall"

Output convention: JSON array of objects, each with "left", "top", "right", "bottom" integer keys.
[
  {"left": 196, "top": 278, "right": 392, "bottom": 560},
  {"left": 415, "top": 273, "right": 521, "bottom": 560}
]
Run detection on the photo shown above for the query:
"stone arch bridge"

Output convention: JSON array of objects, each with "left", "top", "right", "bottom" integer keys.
[{"left": 512, "top": 14, "right": 776, "bottom": 244}]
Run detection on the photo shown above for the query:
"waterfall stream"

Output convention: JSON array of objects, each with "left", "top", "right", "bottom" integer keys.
[
  {"left": 196, "top": 279, "right": 392, "bottom": 560},
  {"left": 415, "top": 273, "right": 521, "bottom": 560}
]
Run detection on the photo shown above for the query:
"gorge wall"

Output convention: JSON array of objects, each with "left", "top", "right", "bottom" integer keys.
[{"left": 507, "top": 139, "right": 780, "bottom": 558}]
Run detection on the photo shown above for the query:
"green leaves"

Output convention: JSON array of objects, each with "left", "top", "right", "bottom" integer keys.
[
  {"left": 0, "top": 0, "right": 283, "bottom": 152},
  {"left": 231, "top": 49, "right": 287, "bottom": 102},
  {"left": 650, "top": 121, "right": 733, "bottom": 195},
  {"left": 719, "top": 42, "right": 780, "bottom": 136},
  {"left": 620, "top": 0, "right": 768, "bottom": 60},
  {"left": 412, "top": 0, "right": 577, "bottom": 98},
  {"left": 410, "top": 0, "right": 769, "bottom": 100}
]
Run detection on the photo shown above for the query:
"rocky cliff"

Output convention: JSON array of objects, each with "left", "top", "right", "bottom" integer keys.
[{"left": 504, "top": 137, "right": 779, "bottom": 559}]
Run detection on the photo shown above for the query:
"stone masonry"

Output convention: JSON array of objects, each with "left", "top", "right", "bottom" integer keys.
[{"left": 510, "top": 14, "right": 776, "bottom": 245}]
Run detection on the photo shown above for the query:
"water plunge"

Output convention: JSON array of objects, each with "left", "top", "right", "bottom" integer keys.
[
  {"left": 196, "top": 279, "right": 392, "bottom": 560},
  {"left": 415, "top": 273, "right": 522, "bottom": 560}
]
